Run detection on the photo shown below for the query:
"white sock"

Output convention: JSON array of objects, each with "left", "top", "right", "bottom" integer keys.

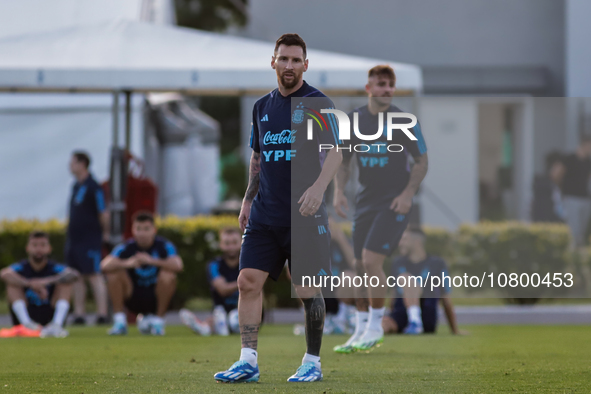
[
  {"left": 12, "top": 300, "right": 32, "bottom": 325},
  {"left": 352, "top": 311, "right": 369, "bottom": 338},
  {"left": 51, "top": 300, "right": 70, "bottom": 327},
  {"left": 408, "top": 305, "right": 422, "bottom": 325},
  {"left": 302, "top": 353, "right": 321, "bottom": 369},
  {"left": 335, "top": 302, "right": 348, "bottom": 323},
  {"left": 113, "top": 312, "right": 127, "bottom": 326},
  {"left": 152, "top": 316, "right": 165, "bottom": 326},
  {"left": 368, "top": 306, "right": 385, "bottom": 331},
  {"left": 240, "top": 347, "right": 258, "bottom": 368}
]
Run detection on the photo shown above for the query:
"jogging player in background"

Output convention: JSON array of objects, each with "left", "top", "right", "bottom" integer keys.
[
  {"left": 66, "top": 151, "right": 110, "bottom": 325},
  {"left": 382, "top": 227, "right": 464, "bottom": 335},
  {"left": 101, "top": 212, "right": 182, "bottom": 336},
  {"left": 214, "top": 33, "right": 342, "bottom": 383},
  {"left": 333, "top": 65, "right": 428, "bottom": 353},
  {"left": 0, "top": 231, "right": 79, "bottom": 338}
]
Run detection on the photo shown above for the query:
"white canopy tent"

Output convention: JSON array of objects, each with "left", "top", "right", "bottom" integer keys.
[
  {"left": 0, "top": 19, "right": 422, "bottom": 222},
  {"left": 0, "top": 19, "right": 422, "bottom": 94}
]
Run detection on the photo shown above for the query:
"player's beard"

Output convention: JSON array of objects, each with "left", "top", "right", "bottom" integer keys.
[
  {"left": 279, "top": 71, "right": 300, "bottom": 89},
  {"left": 223, "top": 251, "right": 240, "bottom": 260},
  {"left": 30, "top": 254, "right": 46, "bottom": 264}
]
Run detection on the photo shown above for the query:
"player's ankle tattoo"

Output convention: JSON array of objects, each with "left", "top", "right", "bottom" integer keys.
[
  {"left": 240, "top": 324, "right": 259, "bottom": 350},
  {"left": 303, "top": 292, "right": 325, "bottom": 357}
]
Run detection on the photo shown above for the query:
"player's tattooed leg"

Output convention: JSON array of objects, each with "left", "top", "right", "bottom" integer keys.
[
  {"left": 303, "top": 292, "right": 325, "bottom": 356},
  {"left": 240, "top": 324, "right": 259, "bottom": 350}
]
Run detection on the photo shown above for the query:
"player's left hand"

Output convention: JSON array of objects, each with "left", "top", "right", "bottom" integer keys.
[
  {"left": 298, "top": 183, "right": 325, "bottom": 217},
  {"left": 28, "top": 279, "right": 49, "bottom": 300},
  {"left": 390, "top": 191, "right": 413, "bottom": 214}
]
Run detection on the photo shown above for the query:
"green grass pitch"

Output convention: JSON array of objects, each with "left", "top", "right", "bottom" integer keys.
[{"left": 0, "top": 325, "right": 589, "bottom": 393}]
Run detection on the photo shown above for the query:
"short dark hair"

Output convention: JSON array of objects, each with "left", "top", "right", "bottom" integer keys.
[
  {"left": 368, "top": 65, "right": 396, "bottom": 85},
  {"left": 406, "top": 225, "right": 425, "bottom": 238},
  {"left": 28, "top": 231, "right": 49, "bottom": 241},
  {"left": 132, "top": 211, "right": 155, "bottom": 224},
  {"left": 274, "top": 33, "right": 307, "bottom": 59},
  {"left": 219, "top": 226, "right": 242, "bottom": 238},
  {"left": 72, "top": 151, "right": 90, "bottom": 168}
]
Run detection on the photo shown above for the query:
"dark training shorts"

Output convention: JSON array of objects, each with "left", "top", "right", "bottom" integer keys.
[
  {"left": 390, "top": 297, "right": 438, "bottom": 334},
  {"left": 66, "top": 244, "right": 102, "bottom": 275},
  {"left": 352, "top": 209, "right": 411, "bottom": 260},
  {"left": 124, "top": 284, "right": 158, "bottom": 315},
  {"left": 239, "top": 220, "right": 331, "bottom": 286},
  {"left": 10, "top": 303, "right": 55, "bottom": 327}
]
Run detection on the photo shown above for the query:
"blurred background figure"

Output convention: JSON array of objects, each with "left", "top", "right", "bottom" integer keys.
[
  {"left": 181, "top": 227, "right": 241, "bottom": 336},
  {"left": 531, "top": 151, "right": 566, "bottom": 223},
  {"left": 561, "top": 137, "right": 591, "bottom": 247},
  {"left": 66, "top": 151, "right": 110, "bottom": 325},
  {"left": 0, "top": 232, "right": 79, "bottom": 338},
  {"left": 101, "top": 212, "right": 182, "bottom": 336},
  {"left": 382, "top": 227, "right": 464, "bottom": 335}
]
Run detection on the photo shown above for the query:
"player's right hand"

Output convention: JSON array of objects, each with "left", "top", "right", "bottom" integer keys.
[
  {"left": 125, "top": 257, "right": 140, "bottom": 269},
  {"left": 333, "top": 191, "right": 349, "bottom": 218},
  {"left": 239, "top": 200, "right": 252, "bottom": 233}
]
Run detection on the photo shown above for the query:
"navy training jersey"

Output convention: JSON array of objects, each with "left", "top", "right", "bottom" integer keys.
[
  {"left": 111, "top": 236, "right": 177, "bottom": 287},
  {"left": 249, "top": 81, "right": 340, "bottom": 227},
  {"left": 389, "top": 255, "right": 450, "bottom": 299},
  {"left": 10, "top": 259, "right": 66, "bottom": 306},
  {"left": 206, "top": 257, "right": 239, "bottom": 311},
  {"left": 343, "top": 105, "right": 427, "bottom": 218},
  {"left": 67, "top": 174, "right": 106, "bottom": 244}
]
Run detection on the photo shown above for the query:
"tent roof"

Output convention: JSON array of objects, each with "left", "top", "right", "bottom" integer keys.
[{"left": 0, "top": 19, "right": 422, "bottom": 94}]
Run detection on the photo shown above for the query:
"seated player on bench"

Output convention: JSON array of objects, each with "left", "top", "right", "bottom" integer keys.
[
  {"left": 382, "top": 226, "right": 465, "bottom": 335},
  {"left": 101, "top": 211, "right": 182, "bottom": 336},
  {"left": 0, "top": 231, "right": 79, "bottom": 338},
  {"left": 181, "top": 227, "right": 242, "bottom": 336}
]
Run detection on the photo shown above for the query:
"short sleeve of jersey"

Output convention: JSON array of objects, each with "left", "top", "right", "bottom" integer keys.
[
  {"left": 111, "top": 243, "right": 130, "bottom": 258},
  {"left": 10, "top": 262, "right": 24, "bottom": 273},
  {"left": 164, "top": 240, "right": 177, "bottom": 257},
  {"left": 95, "top": 188, "right": 106, "bottom": 213},
  {"left": 52, "top": 264, "right": 66, "bottom": 274},
  {"left": 312, "top": 96, "right": 341, "bottom": 147},
  {"left": 405, "top": 121, "right": 427, "bottom": 159},
  {"left": 250, "top": 106, "right": 260, "bottom": 153},
  {"left": 207, "top": 261, "right": 221, "bottom": 282}
]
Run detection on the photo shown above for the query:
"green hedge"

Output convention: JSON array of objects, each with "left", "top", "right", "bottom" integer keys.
[
  {"left": 0, "top": 218, "right": 574, "bottom": 306},
  {"left": 0, "top": 216, "right": 299, "bottom": 308},
  {"left": 454, "top": 221, "right": 572, "bottom": 298}
]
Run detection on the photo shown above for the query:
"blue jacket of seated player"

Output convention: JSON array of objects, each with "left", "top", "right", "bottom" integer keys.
[
  {"left": 110, "top": 236, "right": 177, "bottom": 287},
  {"left": 249, "top": 80, "right": 340, "bottom": 228},
  {"left": 206, "top": 257, "right": 239, "bottom": 311},
  {"left": 10, "top": 259, "right": 66, "bottom": 306},
  {"left": 342, "top": 104, "right": 427, "bottom": 219}
]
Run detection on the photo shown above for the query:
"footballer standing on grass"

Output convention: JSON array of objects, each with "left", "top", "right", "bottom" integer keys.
[
  {"left": 333, "top": 65, "right": 428, "bottom": 353},
  {"left": 214, "top": 34, "right": 342, "bottom": 383}
]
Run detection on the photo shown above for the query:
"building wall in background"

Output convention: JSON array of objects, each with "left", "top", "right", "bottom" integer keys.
[{"left": 243, "top": 0, "right": 565, "bottom": 96}]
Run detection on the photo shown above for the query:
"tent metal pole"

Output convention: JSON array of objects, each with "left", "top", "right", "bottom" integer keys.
[
  {"left": 112, "top": 90, "right": 119, "bottom": 147},
  {"left": 125, "top": 90, "right": 132, "bottom": 151}
]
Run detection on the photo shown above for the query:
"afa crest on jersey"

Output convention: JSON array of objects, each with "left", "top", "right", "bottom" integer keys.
[{"left": 292, "top": 109, "right": 304, "bottom": 124}]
